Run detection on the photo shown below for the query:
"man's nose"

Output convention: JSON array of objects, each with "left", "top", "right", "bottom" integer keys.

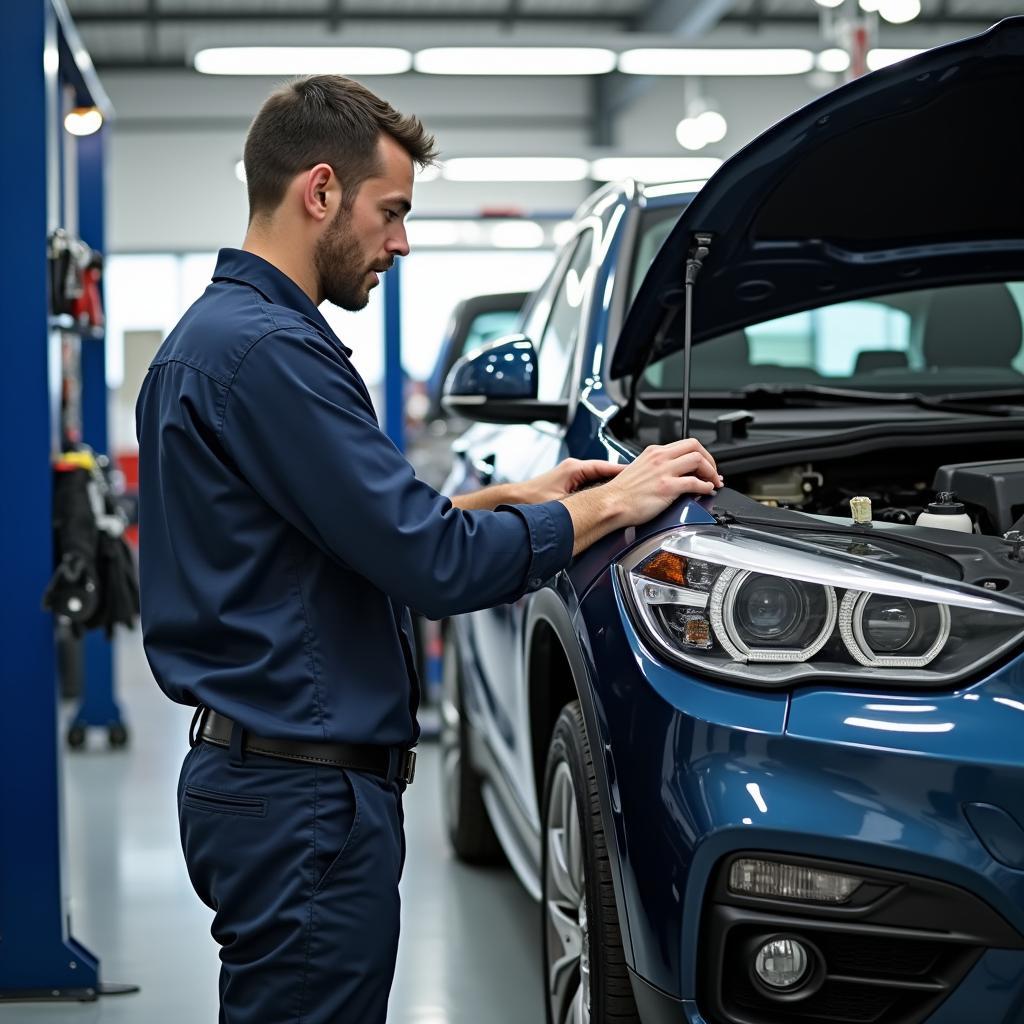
[{"left": 387, "top": 226, "right": 410, "bottom": 259}]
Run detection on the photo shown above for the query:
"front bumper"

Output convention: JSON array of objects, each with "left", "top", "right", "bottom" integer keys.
[{"left": 574, "top": 568, "right": 1024, "bottom": 1024}]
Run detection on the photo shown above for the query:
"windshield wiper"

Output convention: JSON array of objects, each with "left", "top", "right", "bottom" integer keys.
[{"left": 708, "top": 383, "right": 1023, "bottom": 417}]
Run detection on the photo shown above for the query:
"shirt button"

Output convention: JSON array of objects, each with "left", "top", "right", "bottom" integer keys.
[{"left": 530, "top": 577, "right": 542, "bottom": 588}]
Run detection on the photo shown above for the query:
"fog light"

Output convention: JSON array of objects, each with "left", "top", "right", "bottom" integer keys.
[
  {"left": 729, "top": 858, "right": 863, "bottom": 903},
  {"left": 754, "top": 937, "right": 809, "bottom": 990}
]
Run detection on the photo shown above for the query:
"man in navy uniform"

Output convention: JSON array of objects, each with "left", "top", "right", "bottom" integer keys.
[{"left": 136, "top": 75, "right": 721, "bottom": 1024}]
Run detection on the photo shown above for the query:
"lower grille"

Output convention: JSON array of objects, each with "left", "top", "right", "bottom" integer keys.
[{"left": 698, "top": 852, "right": 1021, "bottom": 1024}]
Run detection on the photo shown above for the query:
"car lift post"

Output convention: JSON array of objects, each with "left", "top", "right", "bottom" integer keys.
[
  {"left": 383, "top": 257, "right": 405, "bottom": 453},
  {"left": 0, "top": 0, "right": 104, "bottom": 1001}
]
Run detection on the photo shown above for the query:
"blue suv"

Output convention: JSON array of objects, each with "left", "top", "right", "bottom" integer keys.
[{"left": 440, "top": 19, "right": 1024, "bottom": 1024}]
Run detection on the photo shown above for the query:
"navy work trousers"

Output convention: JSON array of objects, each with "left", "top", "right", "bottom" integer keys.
[{"left": 178, "top": 741, "right": 405, "bottom": 1023}]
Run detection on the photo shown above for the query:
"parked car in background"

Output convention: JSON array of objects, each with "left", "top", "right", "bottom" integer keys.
[
  {"left": 440, "top": 19, "right": 1024, "bottom": 1024},
  {"left": 406, "top": 291, "right": 530, "bottom": 710},
  {"left": 408, "top": 290, "right": 528, "bottom": 491}
]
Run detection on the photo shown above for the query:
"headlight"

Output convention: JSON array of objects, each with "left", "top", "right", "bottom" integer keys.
[{"left": 620, "top": 526, "right": 1024, "bottom": 688}]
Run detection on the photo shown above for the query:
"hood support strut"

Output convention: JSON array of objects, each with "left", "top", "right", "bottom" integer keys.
[{"left": 682, "top": 233, "right": 712, "bottom": 439}]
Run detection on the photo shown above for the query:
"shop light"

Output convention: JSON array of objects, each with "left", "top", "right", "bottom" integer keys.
[
  {"left": 194, "top": 47, "right": 413, "bottom": 76},
  {"left": 442, "top": 157, "right": 589, "bottom": 182},
  {"left": 234, "top": 159, "right": 247, "bottom": 184},
  {"left": 619, "top": 48, "right": 815, "bottom": 76},
  {"left": 590, "top": 157, "right": 722, "bottom": 183},
  {"left": 815, "top": 0, "right": 844, "bottom": 7},
  {"left": 490, "top": 221, "right": 546, "bottom": 249},
  {"left": 878, "top": 0, "right": 921, "bottom": 23},
  {"left": 643, "top": 180, "right": 707, "bottom": 198},
  {"left": 867, "top": 48, "right": 924, "bottom": 70},
  {"left": 64, "top": 106, "right": 103, "bottom": 137},
  {"left": 414, "top": 47, "right": 616, "bottom": 76},
  {"left": 817, "top": 48, "right": 851, "bottom": 73},
  {"left": 406, "top": 221, "right": 464, "bottom": 247}
]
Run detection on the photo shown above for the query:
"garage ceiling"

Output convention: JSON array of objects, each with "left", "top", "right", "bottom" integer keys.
[{"left": 67, "top": 0, "right": 1018, "bottom": 70}]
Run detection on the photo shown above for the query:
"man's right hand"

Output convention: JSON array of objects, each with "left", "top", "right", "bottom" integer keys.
[{"left": 560, "top": 439, "right": 722, "bottom": 556}]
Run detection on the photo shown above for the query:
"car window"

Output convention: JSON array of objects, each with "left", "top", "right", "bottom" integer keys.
[
  {"left": 536, "top": 232, "right": 595, "bottom": 402},
  {"left": 642, "top": 280, "right": 1024, "bottom": 394},
  {"left": 629, "top": 206, "right": 680, "bottom": 305},
  {"left": 461, "top": 309, "right": 521, "bottom": 358}
]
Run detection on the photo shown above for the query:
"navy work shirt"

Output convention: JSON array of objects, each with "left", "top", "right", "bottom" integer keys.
[{"left": 136, "top": 249, "right": 574, "bottom": 747}]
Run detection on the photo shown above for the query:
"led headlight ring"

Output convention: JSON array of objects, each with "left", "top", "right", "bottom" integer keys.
[
  {"left": 839, "top": 591, "right": 951, "bottom": 668},
  {"left": 710, "top": 568, "right": 837, "bottom": 663}
]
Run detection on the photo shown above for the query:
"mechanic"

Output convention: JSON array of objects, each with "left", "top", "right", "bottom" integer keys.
[{"left": 135, "top": 74, "right": 723, "bottom": 1024}]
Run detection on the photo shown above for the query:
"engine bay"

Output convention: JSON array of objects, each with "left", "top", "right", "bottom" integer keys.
[{"left": 731, "top": 449, "right": 1024, "bottom": 537}]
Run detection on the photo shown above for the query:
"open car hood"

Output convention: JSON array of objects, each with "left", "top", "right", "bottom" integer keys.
[{"left": 610, "top": 17, "right": 1024, "bottom": 380}]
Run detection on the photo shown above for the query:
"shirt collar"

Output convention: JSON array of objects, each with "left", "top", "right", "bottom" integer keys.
[{"left": 211, "top": 248, "right": 353, "bottom": 357}]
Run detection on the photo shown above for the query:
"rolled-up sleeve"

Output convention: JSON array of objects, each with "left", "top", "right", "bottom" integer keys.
[{"left": 219, "top": 327, "right": 574, "bottom": 619}]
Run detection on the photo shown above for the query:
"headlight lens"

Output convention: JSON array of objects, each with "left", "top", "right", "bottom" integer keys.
[{"left": 622, "top": 526, "right": 1024, "bottom": 687}]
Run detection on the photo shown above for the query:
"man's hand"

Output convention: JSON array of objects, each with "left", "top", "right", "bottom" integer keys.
[
  {"left": 519, "top": 458, "right": 626, "bottom": 504},
  {"left": 560, "top": 439, "right": 722, "bottom": 556}
]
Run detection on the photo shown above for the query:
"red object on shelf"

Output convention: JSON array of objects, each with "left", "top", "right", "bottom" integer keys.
[{"left": 118, "top": 451, "right": 139, "bottom": 547}]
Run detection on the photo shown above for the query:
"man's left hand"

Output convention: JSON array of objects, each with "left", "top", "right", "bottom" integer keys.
[{"left": 520, "top": 459, "right": 626, "bottom": 504}]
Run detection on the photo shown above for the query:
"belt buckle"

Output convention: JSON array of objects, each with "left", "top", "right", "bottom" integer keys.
[{"left": 398, "top": 750, "right": 417, "bottom": 786}]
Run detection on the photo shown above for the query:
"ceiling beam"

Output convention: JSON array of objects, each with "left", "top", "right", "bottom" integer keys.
[
  {"left": 639, "top": 0, "right": 735, "bottom": 38},
  {"left": 73, "top": 8, "right": 634, "bottom": 26}
]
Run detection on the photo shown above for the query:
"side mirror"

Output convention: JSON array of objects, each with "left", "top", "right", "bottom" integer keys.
[{"left": 442, "top": 335, "right": 569, "bottom": 425}]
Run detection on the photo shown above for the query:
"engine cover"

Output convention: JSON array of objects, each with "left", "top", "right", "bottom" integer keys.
[{"left": 932, "top": 459, "right": 1024, "bottom": 534}]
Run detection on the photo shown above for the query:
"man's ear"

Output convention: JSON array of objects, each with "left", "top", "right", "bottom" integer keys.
[{"left": 302, "top": 163, "right": 340, "bottom": 222}]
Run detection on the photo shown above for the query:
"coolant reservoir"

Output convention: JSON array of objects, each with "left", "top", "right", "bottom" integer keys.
[{"left": 916, "top": 492, "right": 973, "bottom": 533}]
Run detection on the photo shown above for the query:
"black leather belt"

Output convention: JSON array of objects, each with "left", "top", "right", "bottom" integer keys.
[{"left": 193, "top": 708, "right": 416, "bottom": 786}]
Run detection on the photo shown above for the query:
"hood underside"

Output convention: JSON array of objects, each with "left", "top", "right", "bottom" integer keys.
[{"left": 612, "top": 17, "right": 1024, "bottom": 380}]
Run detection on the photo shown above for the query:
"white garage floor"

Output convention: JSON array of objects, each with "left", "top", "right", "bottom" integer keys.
[{"left": 1, "top": 633, "right": 544, "bottom": 1023}]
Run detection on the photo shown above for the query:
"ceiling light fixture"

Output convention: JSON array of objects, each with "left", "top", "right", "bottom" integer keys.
[
  {"left": 194, "top": 47, "right": 413, "bottom": 76},
  {"left": 619, "top": 48, "right": 815, "bottom": 76},
  {"left": 234, "top": 159, "right": 247, "bottom": 184},
  {"left": 490, "top": 221, "right": 546, "bottom": 249},
  {"left": 64, "top": 106, "right": 103, "bottom": 136},
  {"left": 816, "top": 48, "right": 851, "bottom": 73},
  {"left": 867, "top": 48, "right": 924, "bottom": 70},
  {"left": 877, "top": 0, "right": 921, "bottom": 23},
  {"left": 590, "top": 157, "right": 722, "bottom": 183},
  {"left": 442, "top": 157, "right": 589, "bottom": 182},
  {"left": 814, "top": 0, "right": 845, "bottom": 7},
  {"left": 414, "top": 47, "right": 616, "bottom": 76}
]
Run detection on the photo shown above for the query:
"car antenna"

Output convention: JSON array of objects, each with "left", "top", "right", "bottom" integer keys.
[{"left": 682, "top": 233, "right": 712, "bottom": 438}]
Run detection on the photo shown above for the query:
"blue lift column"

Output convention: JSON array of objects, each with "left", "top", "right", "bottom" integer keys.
[
  {"left": 72, "top": 126, "right": 125, "bottom": 742},
  {"left": 0, "top": 0, "right": 100, "bottom": 1000},
  {"left": 383, "top": 258, "right": 405, "bottom": 452}
]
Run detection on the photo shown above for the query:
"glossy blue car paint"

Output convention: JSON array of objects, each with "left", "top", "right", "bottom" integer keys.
[{"left": 445, "top": 21, "right": 1024, "bottom": 1023}]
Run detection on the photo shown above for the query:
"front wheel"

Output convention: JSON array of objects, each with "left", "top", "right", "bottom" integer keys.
[{"left": 542, "top": 702, "right": 639, "bottom": 1024}]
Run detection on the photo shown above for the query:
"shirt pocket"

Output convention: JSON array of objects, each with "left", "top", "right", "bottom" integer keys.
[{"left": 181, "top": 784, "right": 268, "bottom": 819}]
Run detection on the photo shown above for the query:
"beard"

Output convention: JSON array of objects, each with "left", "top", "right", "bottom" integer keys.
[{"left": 314, "top": 205, "right": 383, "bottom": 312}]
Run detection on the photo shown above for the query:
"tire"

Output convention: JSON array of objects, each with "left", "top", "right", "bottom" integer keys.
[
  {"left": 438, "top": 629, "right": 504, "bottom": 864},
  {"left": 542, "top": 702, "right": 639, "bottom": 1024}
]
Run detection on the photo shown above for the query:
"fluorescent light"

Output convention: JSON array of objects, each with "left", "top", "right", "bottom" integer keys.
[
  {"left": 414, "top": 47, "right": 616, "bottom": 76},
  {"left": 234, "top": 159, "right": 247, "bottom": 184},
  {"left": 64, "top": 107, "right": 103, "bottom": 137},
  {"left": 194, "top": 47, "right": 412, "bottom": 76},
  {"left": 590, "top": 157, "right": 722, "bottom": 183},
  {"left": 878, "top": 0, "right": 921, "bottom": 23},
  {"left": 406, "top": 221, "right": 463, "bottom": 247},
  {"left": 442, "top": 157, "right": 589, "bottom": 182},
  {"left": 867, "top": 48, "right": 924, "bottom": 70},
  {"left": 817, "top": 48, "right": 851, "bottom": 73},
  {"left": 490, "top": 221, "right": 545, "bottom": 248},
  {"left": 859, "top": 0, "right": 881, "bottom": 9},
  {"left": 815, "top": 0, "right": 845, "bottom": 6},
  {"left": 619, "top": 48, "right": 814, "bottom": 76}
]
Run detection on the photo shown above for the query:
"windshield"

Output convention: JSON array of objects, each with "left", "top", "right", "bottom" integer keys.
[{"left": 642, "top": 281, "right": 1024, "bottom": 395}]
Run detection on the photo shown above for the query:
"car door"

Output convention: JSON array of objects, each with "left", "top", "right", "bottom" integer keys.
[{"left": 455, "top": 228, "right": 598, "bottom": 814}]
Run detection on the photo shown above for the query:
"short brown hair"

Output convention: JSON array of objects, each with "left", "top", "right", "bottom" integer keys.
[{"left": 243, "top": 75, "right": 437, "bottom": 221}]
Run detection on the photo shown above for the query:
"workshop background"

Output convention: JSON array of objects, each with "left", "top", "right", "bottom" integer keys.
[{"left": 1, "top": 1, "right": 1015, "bottom": 1022}]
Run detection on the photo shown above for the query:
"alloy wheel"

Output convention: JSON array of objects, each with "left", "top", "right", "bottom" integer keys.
[{"left": 545, "top": 761, "right": 591, "bottom": 1024}]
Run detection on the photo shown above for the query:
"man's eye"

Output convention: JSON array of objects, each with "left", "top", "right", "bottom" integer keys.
[{"left": 385, "top": 209, "right": 399, "bottom": 222}]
